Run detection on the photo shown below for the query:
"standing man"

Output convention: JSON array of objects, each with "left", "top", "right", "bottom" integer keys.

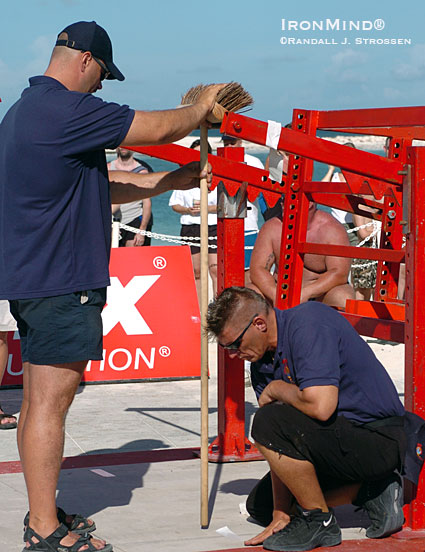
[
  {"left": 206, "top": 287, "right": 406, "bottom": 551},
  {"left": 0, "top": 21, "right": 224, "bottom": 552},
  {"left": 109, "top": 147, "right": 154, "bottom": 247}
]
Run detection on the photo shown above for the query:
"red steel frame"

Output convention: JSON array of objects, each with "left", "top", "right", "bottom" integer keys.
[
  {"left": 208, "top": 145, "right": 262, "bottom": 462},
  {"left": 130, "top": 142, "right": 275, "bottom": 462},
  {"left": 131, "top": 103, "right": 425, "bottom": 530}
]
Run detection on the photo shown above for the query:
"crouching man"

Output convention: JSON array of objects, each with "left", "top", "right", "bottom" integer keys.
[{"left": 206, "top": 287, "right": 406, "bottom": 552}]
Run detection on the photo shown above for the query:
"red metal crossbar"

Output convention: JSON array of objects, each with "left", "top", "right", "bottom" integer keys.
[
  {"left": 316, "top": 105, "right": 425, "bottom": 129},
  {"left": 221, "top": 112, "right": 404, "bottom": 184},
  {"left": 297, "top": 243, "right": 405, "bottom": 263},
  {"left": 129, "top": 144, "right": 282, "bottom": 207}
]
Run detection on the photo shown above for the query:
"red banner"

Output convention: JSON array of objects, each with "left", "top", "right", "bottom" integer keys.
[{"left": 1, "top": 247, "right": 201, "bottom": 386}]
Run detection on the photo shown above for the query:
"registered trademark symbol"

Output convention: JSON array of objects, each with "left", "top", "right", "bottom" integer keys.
[
  {"left": 153, "top": 256, "right": 167, "bottom": 269},
  {"left": 374, "top": 19, "right": 385, "bottom": 30},
  {"left": 159, "top": 346, "right": 171, "bottom": 357}
]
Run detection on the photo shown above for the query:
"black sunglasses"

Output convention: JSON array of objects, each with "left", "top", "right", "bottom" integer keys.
[
  {"left": 92, "top": 56, "right": 111, "bottom": 81},
  {"left": 220, "top": 313, "right": 258, "bottom": 350}
]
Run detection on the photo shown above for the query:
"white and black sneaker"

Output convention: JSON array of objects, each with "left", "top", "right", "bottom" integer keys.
[
  {"left": 263, "top": 507, "right": 341, "bottom": 551},
  {"left": 354, "top": 473, "right": 404, "bottom": 538}
]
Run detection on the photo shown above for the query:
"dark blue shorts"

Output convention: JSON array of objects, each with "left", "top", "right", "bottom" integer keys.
[{"left": 9, "top": 289, "right": 106, "bottom": 365}]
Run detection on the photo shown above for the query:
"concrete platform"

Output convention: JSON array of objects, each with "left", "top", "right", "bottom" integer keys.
[{"left": 0, "top": 339, "right": 422, "bottom": 551}]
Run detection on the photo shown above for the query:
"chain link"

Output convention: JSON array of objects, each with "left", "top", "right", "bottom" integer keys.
[
  {"left": 350, "top": 221, "right": 380, "bottom": 269},
  {"left": 118, "top": 220, "right": 404, "bottom": 263},
  {"left": 118, "top": 223, "right": 217, "bottom": 249}
]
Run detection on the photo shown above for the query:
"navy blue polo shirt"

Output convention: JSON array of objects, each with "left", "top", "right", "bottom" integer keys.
[
  {"left": 251, "top": 302, "right": 404, "bottom": 424},
  {"left": 0, "top": 76, "right": 135, "bottom": 299}
]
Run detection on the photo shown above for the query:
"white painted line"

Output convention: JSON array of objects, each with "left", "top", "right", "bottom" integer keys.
[{"left": 90, "top": 469, "right": 116, "bottom": 478}]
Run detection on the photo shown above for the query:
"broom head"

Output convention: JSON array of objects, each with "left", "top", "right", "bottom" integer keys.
[{"left": 181, "top": 82, "right": 253, "bottom": 124}]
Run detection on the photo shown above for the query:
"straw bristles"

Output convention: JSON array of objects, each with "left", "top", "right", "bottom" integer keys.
[{"left": 181, "top": 82, "right": 253, "bottom": 113}]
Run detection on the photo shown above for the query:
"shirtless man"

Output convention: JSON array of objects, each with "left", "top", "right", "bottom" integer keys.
[{"left": 250, "top": 202, "right": 354, "bottom": 308}]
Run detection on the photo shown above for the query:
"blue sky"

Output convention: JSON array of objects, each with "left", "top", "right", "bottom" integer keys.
[{"left": 1, "top": 0, "right": 424, "bottom": 123}]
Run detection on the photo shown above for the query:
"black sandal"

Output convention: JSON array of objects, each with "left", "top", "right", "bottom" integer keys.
[
  {"left": 24, "top": 507, "right": 96, "bottom": 535},
  {"left": 23, "top": 523, "right": 113, "bottom": 551},
  {"left": 0, "top": 406, "right": 17, "bottom": 429}
]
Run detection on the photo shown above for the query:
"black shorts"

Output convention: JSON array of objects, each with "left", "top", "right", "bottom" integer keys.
[
  {"left": 9, "top": 289, "right": 106, "bottom": 365},
  {"left": 120, "top": 215, "right": 153, "bottom": 246},
  {"left": 252, "top": 403, "right": 405, "bottom": 484},
  {"left": 180, "top": 224, "right": 217, "bottom": 255}
]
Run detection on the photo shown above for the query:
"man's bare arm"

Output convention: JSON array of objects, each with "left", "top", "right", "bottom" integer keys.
[
  {"left": 140, "top": 198, "right": 152, "bottom": 231},
  {"left": 321, "top": 165, "right": 335, "bottom": 182},
  {"left": 121, "top": 84, "right": 226, "bottom": 147},
  {"left": 301, "top": 255, "right": 351, "bottom": 302},
  {"left": 259, "top": 381, "right": 338, "bottom": 422},
  {"left": 109, "top": 162, "right": 211, "bottom": 204},
  {"left": 250, "top": 222, "right": 279, "bottom": 304},
  {"left": 301, "top": 220, "right": 351, "bottom": 302}
]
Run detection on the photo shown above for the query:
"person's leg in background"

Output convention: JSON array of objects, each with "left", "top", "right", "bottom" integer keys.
[
  {"left": 0, "top": 299, "right": 19, "bottom": 429},
  {"left": 191, "top": 251, "right": 201, "bottom": 304},
  {"left": 208, "top": 253, "right": 217, "bottom": 298},
  {"left": 0, "top": 331, "right": 18, "bottom": 428}
]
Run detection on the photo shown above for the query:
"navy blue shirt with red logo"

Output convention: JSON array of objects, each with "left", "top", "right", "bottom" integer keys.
[
  {"left": 250, "top": 302, "right": 404, "bottom": 424},
  {"left": 0, "top": 76, "right": 135, "bottom": 299}
]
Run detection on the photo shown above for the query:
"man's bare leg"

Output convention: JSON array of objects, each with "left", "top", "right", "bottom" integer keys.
[
  {"left": 322, "top": 284, "right": 355, "bottom": 309},
  {"left": 21, "top": 361, "right": 105, "bottom": 550},
  {"left": 256, "top": 443, "right": 328, "bottom": 512},
  {"left": 325, "top": 483, "right": 362, "bottom": 506},
  {"left": 17, "top": 362, "right": 30, "bottom": 467},
  {"left": 191, "top": 252, "right": 201, "bottom": 304},
  {"left": 208, "top": 253, "right": 218, "bottom": 298},
  {"left": 246, "top": 444, "right": 328, "bottom": 546},
  {"left": 355, "top": 288, "right": 373, "bottom": 301}
]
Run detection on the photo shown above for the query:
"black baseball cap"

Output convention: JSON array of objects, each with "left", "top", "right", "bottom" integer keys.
[
  {"left": 55, "top": 21, "right": 124, "bottom": 81},
  {"left": 221, "top": 134, "right": 238, "bottom": 142}
]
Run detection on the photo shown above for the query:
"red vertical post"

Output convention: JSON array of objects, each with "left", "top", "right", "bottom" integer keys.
[
  {"left": 275, "top": 110, "right": 318, "bottom": 309},
  {"left": 404, "top": 146, "right": 425, "bottom": 530},
  {"left": 208, "top": 145, "right": 262, "bottom": 462},
  {"left": 374, "top": 138, "right": 411, "bottom": 302},
  {"left": 374, "top": 196, "right": 403, "bottom": 302}
]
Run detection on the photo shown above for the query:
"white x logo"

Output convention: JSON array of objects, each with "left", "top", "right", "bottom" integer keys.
[{"left": 102, "top": 275, "right": 160, "bottom": 336}]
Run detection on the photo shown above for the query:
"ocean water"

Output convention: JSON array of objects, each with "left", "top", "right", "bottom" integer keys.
[{"left": 109, "top": 145, "right": 382, "bottom": 246}]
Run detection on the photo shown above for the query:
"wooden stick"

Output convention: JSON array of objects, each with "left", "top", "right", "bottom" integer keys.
[{"left": 200, "top": 123, "right": 209, "bottom": 528}]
